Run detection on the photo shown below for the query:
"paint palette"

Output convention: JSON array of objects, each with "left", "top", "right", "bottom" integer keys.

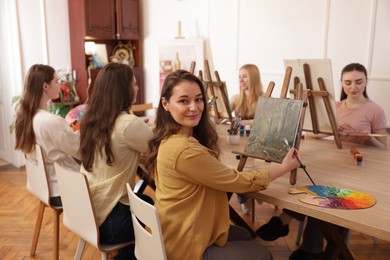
[{"left": 289, "top": 185, "right": 376, "bottom": 209}]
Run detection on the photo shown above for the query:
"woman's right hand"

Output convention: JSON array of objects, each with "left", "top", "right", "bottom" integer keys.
[
  {"left": 268, "top": 148, "right": 300, "bottom": 181},
  {"left": 281, "top": 148, "right": 300, "bottom": 172}
]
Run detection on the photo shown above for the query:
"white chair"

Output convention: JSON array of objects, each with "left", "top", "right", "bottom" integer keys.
[
  {"left": 126, "top": 183, "right": 167, "bottom": 260},
  {"left": 54, "top": 163, "right": 133, "bottom": 260},
  {"left": 25, "top": 144, "right": 62, "bottom": 259}
]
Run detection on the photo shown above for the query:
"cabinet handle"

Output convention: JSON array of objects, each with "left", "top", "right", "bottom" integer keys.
[{"left": 116, "top": 33, "right": 120, "bottom": 39}]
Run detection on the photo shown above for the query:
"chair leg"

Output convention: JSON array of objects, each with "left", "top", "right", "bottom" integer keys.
[
  {"left": 53, "top": 209, "right": 62, "bottom": 260},
  {"left": 74, "top": 239, "right": 86, "bottom": 260},
  {"left": 101, "top": 252, "right": 108, "bottom": 260},
  {"left": 30, "top": 201, "right": 46, "bottom": 256}
]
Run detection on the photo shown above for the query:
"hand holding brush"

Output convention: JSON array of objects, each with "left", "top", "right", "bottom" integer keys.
[{"left": 283, "top": 138, "right": 317, "bottom": 186}]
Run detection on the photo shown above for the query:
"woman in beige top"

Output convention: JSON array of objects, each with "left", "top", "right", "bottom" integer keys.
[
  {"left": 79, "top": 63, "right": 152, "bottom": 260},
  {"left": 144, "top": 70, "right": 300, "bottom": 260}
]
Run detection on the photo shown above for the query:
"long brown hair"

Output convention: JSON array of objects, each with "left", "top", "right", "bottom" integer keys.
[
  {"left": 14, "top": 64, "right": 55, "bottom": 154},
  {"left": 340, "top": 63, "right": 369, "bottom": 101},
  {"left": 144, "top": 70, "right": 220, "bottom": 178},
  {"left": 233, "top": 64, "right": 263, "bottom": 119},
  {"left": 79, "top": 63, "right": 134, "bottom": 172}
]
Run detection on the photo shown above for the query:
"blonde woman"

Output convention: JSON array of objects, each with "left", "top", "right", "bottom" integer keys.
[
  {"left": 230, "top": 64, "right": 264, "bottom": 213},
  {"left": 229, "top": 64, "right": 263, "bottom": 125}
]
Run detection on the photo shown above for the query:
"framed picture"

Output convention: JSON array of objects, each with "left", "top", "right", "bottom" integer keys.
[
  {"left": 158, "top": 38, "right": 204, "bottom": 91},
  {"left": 93, "top": 44, "right": 108, "bottom": 68}
]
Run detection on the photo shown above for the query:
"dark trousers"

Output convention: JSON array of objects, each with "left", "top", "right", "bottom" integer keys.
[
  {"left": 283, "top": 209, "right": 324, "bottom": 253},
  {"left": 203, "top": 225, "right": 273, "bottom": 260}
]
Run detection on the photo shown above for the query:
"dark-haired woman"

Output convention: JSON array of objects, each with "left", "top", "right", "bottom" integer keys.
[
  {"left": 256, "top": 63, "right": 387, "bottom": 260},
  {"left": 14, "top": 64, "right": 80, "bottom": 206},
  {"left": 337, "top": 62, "right": 387, "bottom": 148},
  {"left": 79, "top": 63, "right": 152, "bottom": 259},
  {"left": 144, "top": 69, "right": 299, "bottom": 260}
]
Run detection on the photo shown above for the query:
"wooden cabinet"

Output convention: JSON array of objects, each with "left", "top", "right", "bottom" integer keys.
[
  {"left": 84, "top": 0, "right": 140, "bottom": 40},
  {"left": 68, "top": 0, "right": 143, "bottom": 104}
]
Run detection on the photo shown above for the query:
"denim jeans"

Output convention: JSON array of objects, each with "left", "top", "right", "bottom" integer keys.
[
  {"left": 236, "top": 194, "right": 249, "bottom": 204},
  {"left": 99, "top": 194, "right": 153, "bottom": 260}
]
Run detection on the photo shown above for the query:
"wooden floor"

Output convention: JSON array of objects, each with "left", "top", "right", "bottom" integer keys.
[{"left": 1, "top": 159, "right": 389, "bottom": 260}]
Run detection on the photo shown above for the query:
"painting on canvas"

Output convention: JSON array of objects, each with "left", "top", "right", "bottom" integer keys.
[{"left": 247, "top": 97, "right": 303, "bottom": 162}]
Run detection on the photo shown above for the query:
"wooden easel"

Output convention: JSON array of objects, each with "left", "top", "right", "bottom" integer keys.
[
  {"left": 229, "top": 67, "right": 308, "bottom": 224},
  {"left": 191, "top": 60, "right": 233, "bottom": 124},
  {"left": 289, "top": 63, "right": 342, "bottom": 149},
  {"left": 232, "top": 66, "right": 307, "bottom": 186}
]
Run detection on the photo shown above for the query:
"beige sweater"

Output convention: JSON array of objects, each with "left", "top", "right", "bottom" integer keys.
[
  {"left": 81, "top": 113, "right": 152, "bottom": 225},
  {"left": 155, "top": 134, "right": 271, "bottom": 260},
  {"left": 32, "top": 109, "right": 80, "bottom": 197}
]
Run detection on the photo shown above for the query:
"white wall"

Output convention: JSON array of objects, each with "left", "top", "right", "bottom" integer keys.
[
  {"left": 142, "top": 0, "right": 390, "bottom": 124},
  {"left": 1, "top": 0, "right": 389, "bottom": 165},
  {"left": 0, "top": 0, "right": 71, "bottom": 167}
]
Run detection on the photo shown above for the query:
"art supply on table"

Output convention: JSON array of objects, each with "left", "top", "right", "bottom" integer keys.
[
  {"left": 239, "top": 125, "right": 245, "bottom": 136},
  {"left": 226, "top": 134, "right": 240, "bottom": 145},
  {"left": 289, "top": 185, "right": 376, "bottom": 209},
  {"left": 283, "top": 138, "right": 317, "bottom": 186},
  {"left": 245, "top": 125, "right": 251, "bottom": 137},
  {"left": 340, "top": 131, "right": 387, "bottom": 137},
  {"left": 229, "top": 116, "right": 241, "bottom": 135},
  {"left": 350, "top": 147, "right": 363, "bottom": 166}
]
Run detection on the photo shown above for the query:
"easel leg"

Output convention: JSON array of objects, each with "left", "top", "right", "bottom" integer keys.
[
  {"left": 318, "top": 78, "right": 342, "bottom": 149},
  {"left": 290, "top": 168, "right": 297, "bottom": 185}
]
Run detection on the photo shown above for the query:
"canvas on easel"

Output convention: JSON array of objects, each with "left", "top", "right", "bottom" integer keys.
[
  {"left": 284, "top": 59, "right": 342, "bottom": 149},
  {"left": 232, "top": 67, "right": 308, "bottom": 186},
  {"left": 246, "top": 97, "right": 304, "bottom": 162},
  {"left": 230, "top": 92, "right": 306, "bottom": 224},
  {"left": 228, "top": 72, "right": 308, "bottom": 227}
]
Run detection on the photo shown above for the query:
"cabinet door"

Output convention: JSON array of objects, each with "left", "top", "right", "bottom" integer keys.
[
  {"left": 116, "top": 0, "right": 140, "bottom": 39},
  {"left": 85, "top": 0, "right": 116, "bottom": 39}
]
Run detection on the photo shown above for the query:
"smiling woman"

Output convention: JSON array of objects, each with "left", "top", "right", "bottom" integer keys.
[
  {"left": 161, "top": 80, "right": 204, "bottom": 136},
  {"left": 143, "top": 69, "right": 299, "bottom": 260}
]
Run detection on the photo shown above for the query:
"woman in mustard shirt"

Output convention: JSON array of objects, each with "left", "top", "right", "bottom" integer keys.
[{"left": 144, "top": 70, "right": 300, "bottom": 260}]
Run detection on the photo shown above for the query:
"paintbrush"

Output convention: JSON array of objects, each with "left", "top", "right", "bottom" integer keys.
[
  {"left": 339, "top": 131, "right": 387, "bottom": 137},
  {"left": 229, "top": 116, "right": 241, "bottom": 135},
  {"left": 283, "top": 138, "right": 317, "bottom": 187}
]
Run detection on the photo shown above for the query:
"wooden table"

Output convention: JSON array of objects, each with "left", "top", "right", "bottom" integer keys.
[{"left": 217, "top": 124, "right": 390, "bottom": 259}]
